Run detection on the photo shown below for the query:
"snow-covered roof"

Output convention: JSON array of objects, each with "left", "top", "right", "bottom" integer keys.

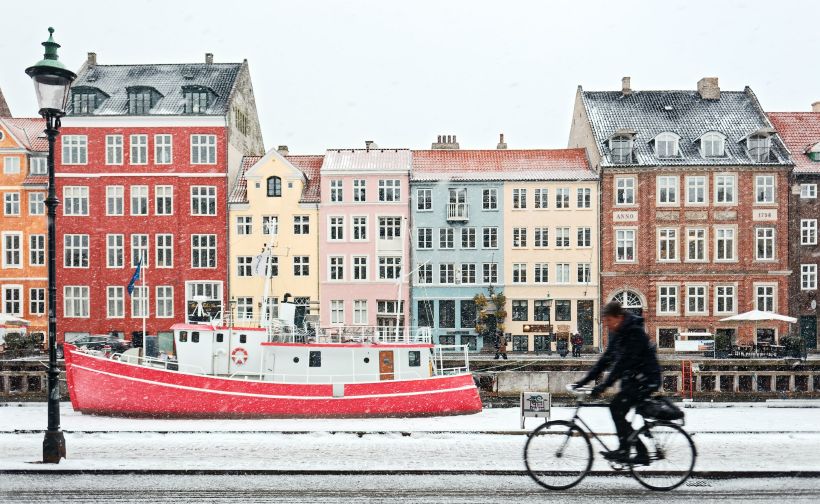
[
  {"left": 411, "top": 149, "right": 594, "bottom": 181},
  {"left": 230, "top": 154, "right": 324, "bottom": 204},
  {"left": 0, "top": 117, "right": 48, "bottom": 152},
  {"left": 320, "top": 149, "right": 412, "bottom": 174}
]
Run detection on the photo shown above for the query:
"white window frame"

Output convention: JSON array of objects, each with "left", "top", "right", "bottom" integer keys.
[
  {"left": 236, "top": 216, "right": 252, "bottom": 235},
  {"left": 129, "top": 134, "right": 148, "bottom": 165},
  {"left": 190, "top": 234, "right": 217, "bottom": 269},
  {"left": 754, "top": 283, "right": 777, "bottom": 313},
  {"left": 512, "top": 188, "right": 527, "bottom": 209},
  {"left": 2, "top": 285, "right": 23, "bottom": 317},
  {"left": 131, "top": 234, "right": 149, "bottom": 268},
  {"left": 106, "top": 234, "right": 124, "bottom": 268},
  {"left": 330, "top": 300, "right": 345, "bottom": 325},
  {"left": 4, "top": 192, "right": 20, "bottom": 216},
  {"left": 28, "top": 192, "right": 45, "bottom": 216},
  {"left": 130, "top": 185, "right": 149, "bottom": 216},
  {"left": 700, "top": 132, "right": 726, "bottom": 158},
  {"left": 154, "top": 134, "right": 173, "bottom": 165},
  {"left": 534, "top": 227, "right": 549, "bottom": 248},
  {"left": 156, "top": 234, "right": 174, "bottom": 268},
  {"left": 29, "top": 234, "right": 45, "bottom": 267},
  {"left": 156, "top": 285, "right": 174, "bottom": 318},
  {"left": 63, "top": 285, "right": 90, "bottom": 318},
  {"left": 714, "top": 284, "right": 737, "bottom": 315},
  {"left": 800, "top": 184, "right": 818, "bottom": 199},
  {"left": 512, "top": 227, "right": 527, "bottom": 248},
  {"left": 352, "top": 256, "right": 368, "bottom": 281},
  {"left": 577, "top": 227, "right": 592, "bottom": 248},
  {"left": 328, "top": 216, "right": 345, "bottom": 241},
  {"left": 61, "top": 135, "right": 88, "bottom": 165},
  {"left": 106, "top": 185, "right": 124, "bottom": 216},
  {"left": 512, "top": 263, "right": 528, "bottom": 284},
  {"left": 577, "top": 187, "right": 592, "bottom": 209},
  {"left": 657, "top": 284, "right": 679, "bottom": 316},
  {"left": 63, "top": 186, "right": 89, "bottom": 216},
  {"left": 714, "top": 226, "right": 737, "bottom": 262},
  {"left": 353, "top": 300, "right": 368, "bottom": 325},
  {"left": 353, "top": 179, "right": 366, "bottom": 202},
  {"left": 714, "top": 174, "right": 737, "bottom": 205},
  {"left": 63, "top": 234, "right": 89, "bottom": 269},
  {"left": 262, "top": 215, "right": 279, "bottom": 236},
  {"left": 329, "top": 255, "right": 345, "bottom": 282},
  {"left": 416, "top": 188, "right": 432, "bottom": 211},
  {"left": 657, "top": 228, "right": 679, "bottom": 262},
  {"left": 755, "top": 227, "right": 776, "bottom": 261},
  {"left": 482, "top": 227, "right": 498, "bottom": 249},
  {"left": 534, "top": 263, "right": 549, "bottom": 283},
  {"left": 330, "top": 180, "right": 343, "bottom": 203},
  {"left": 378, "top": 179, "right": 401, "bottom": 202},
  {"left": 614, "top": 176, "right": 636, "bottom": 206},
  {"left": 555, "top": 227, "right": 570, "bottom": 248},
  {"left": 685, "top": 284, "right": 708, "bottom": 315},
  {"left": 556, "top": 263, "right": 570, "bottom": 284},
  {"left": 615, "top": 227, "right": 636, "bottom": 263},
  {"left": 685, "top": 227, "right": 707, "bottom": 263},
  {"left": 685, "top": 175, "right": 707, "bottom": 206},
  {"left": 3, "top": 157, "right": 20, "bottom": 175},
  {"left": 2, "top": 232, "right": 22, "bottom": 269},
  {"left": 656, "top": 175, "right": 679, "bottom": 205},
  {"left": 190, "top": 185, "right": 217, "bottom": 216},
  {"left": 534, "top": 188, "right": 548, "bottom": 209},
  {"left": 190, "top": 134, "right": 217, "bottom": 164},
  {"left": 482, "top": 188, "right": 498, "bottom": 210},
  {"left": 555, "top": 188, "right": 570, "bottom": 209},
  {"left": 755, "top": 174, "right": 776, "bottom": 205},
  {"left": 482, "top": 263, "right": 498, "bottom": 284},
  {"left": 801, "top": 264, "right": 818, "bottom": 291},
  {"left": 801, "top": 219, "right": 818, "bottom": 246},
  {"left": 106, "top": 135, "right": 123, "bottom": 165},
  {"left": 106, "top": 286, "right": 125, "bottom": 319},
  {"left": 130, "top": 285, "right": 149, "bottom": 319},
  {"left": 351, "top": 216, "right": 368, "bottom": 242}
]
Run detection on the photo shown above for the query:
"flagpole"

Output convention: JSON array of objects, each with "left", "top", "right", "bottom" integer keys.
[{"left": 142, "top": 255, "right": 147, "bottom": 360}]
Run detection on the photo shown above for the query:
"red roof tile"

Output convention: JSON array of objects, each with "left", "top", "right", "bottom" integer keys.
[
  {"left": 411, "top": 148, "right": 594, "bottom": 180},
  {"left": 0, "top": 118, "right": 47, "bottom": 152},
  {"left": 769, "top": 112, "right": 820, "bottom": 174},
  {"left": 22, "top": 175, "right": 48, "bottom": 186},
  {"left": 228, "top": 155, "right": 262, "bottom": 204}
]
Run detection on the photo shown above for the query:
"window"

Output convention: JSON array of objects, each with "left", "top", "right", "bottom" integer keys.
[
  {"left": 128, "top": 88, "right": 154, "bottom": 114},
  {"left": 184, "top": 88, "right": 209, "bottom": 113},
  {"left": 615, "top": 177, "right": 635, "bottom": 205},
  {"left": 416, "top": 228, "right": 432, "bottom": 249},
  {"left": 379, "top": 256, "right": 401, "bottom": 280},
  {"left": 329, "top": 256, "right": 345, "bottom": 281},
  {"left": 154, "top": 185, "right": 173, "bottom": 215},
  {"left": 701, "top": 132, "right": 725, "bottom": 158},
  {"left": 417, "top": 300, "right": 434, "bottom": 328},
  {"left": 330, "top": 301, "right": 344, "bottom": 325},
  {"left": 534, "top": 300, "right": 550, "bottom": 322},
  {"left": 534, "top": 227, "right": 548, "bottom": 248},
  {"left": 29, "top": 288, "right": 45, "bottom": 316},
  {"left": 800, "top": 184, "right": 818, "bottom": 199},
  {"left": 687, "top": 285, "right": 707, "bottom": 315},
  {"left": 293, "top": 215, "right": 309, "bottom": 235},
  {"left": 4, "top": 193, "right": 19, "bottom": 215},
  {"left": 63, "top": 186, "right": 89, "bottom": 215},
  {"left": 417, "top": 263, "right": 431, "bottom": 284},
  {"left": 610, "top": 136, "right": 633, "bottom": 163},
  {"left": 237, "top": 256, "right": 253, "bottom": 277},
  {"left": 191, "top": 186, "right": 217, "bottom": 216},
  {"left": 236, "top": 215, "right": 252, "bottom": 235},
  {"left": 715, "top": 285, "right": 735, "bottom": 314},
  {"left": 106, "top": 186, "right": 124, "bottom": 216},
  {"left": 378, "top": 217, "right": 401, "bottom": 240},
  {"left": 353, "top": 300, "right": 368, "bottom": 325},
  {"left": 106, "top": 234, "right": 123, "bottom": 268},
  {"left": 534, "top": 188, "right": 548, "bottom": 209},
  {"left": 483, "top": 188, "right": 498, "bottom": 210},
  {"left": 577, "top": 188, "right": 591, "bottom": 208},
  {"left": 128, "top": 134, "right": 148, "bottom": 165},
  {"left": 28, "top": 192, "right": 45, "bottom": 216},
  {"left": 293, "top": 256, "right": 309, "bottom": 276},
  {"left": 107, "top": 286, "right": 124, "bottom": 318},
  {"left": 460, "top": 300, "right": 477, "bottom": 328},
  {"left": 756, "top": 228, "right": 776, "bottom": 261},
  {"left": 29, "top": 235, "right": 45, "bottom": 266},
  {"left": 616, "top": 229, "right": 636, "bottom": 262},
  {"left": 352, "top": 216, "right": 367, "bottom": 241},
  {"left": 61, "top": 136, "right": 87, "bottom": 164},
  {"left": 329, "top": 180, "right": 342, "bottom": 202},
  {"left": 534, "top": 263, "right": 549, "bottom": 283},
  {"left": 439, "top": 228, "right": 454, "bottom": 249},
  {"left": 416, "top": 188, "right": 431, "bottom": 210},
  {"left": 329, "top": 216, "right": 344, "bottom": 241},
  {"left": 235, "top": 297, "right": 254, "bottom": 320},
  {"left": 264, "top": 176, "right": 282, "bottom": 198},
  {"left": 655, "top": 132, "right": 679, "bottom": 158},
  {"left": 686, "top": 176, "right": 706, "bottom": 205},
  {"left": 353, "top": 256, "right": 368, "bottom": 280},
  {"left": 439, "top": 263, "right": 455, "bottom": 284},
  {"left": 715, "top": 174, "right": 736, "bottom": 204},
  {"left": 191, "top": 234, "right": 216, "bottom": 268},
  {"left": 433, "top": 300, "right": 454, "bottom": 328},
  {"left": 2, "top": 233, "right": 21, "bottom": 268},
  {"left": 156, "top": 286, "right": 174, "bottom": 318},
  {"left": 190, "top": 135, "right": 217, "bottom": 164},
  {"left": 30, "top": 157, "right": 47, "bottom": 175},
  {"left": 747, "top": 135, "right": 772, "bottom": 162},
  {"left": 512, "top": 300, "right": 528, "bottom": 321},
  {"left": 577, "top": 227, "right": 591, "bottom": 247},
  {"left": 482, "top": 263, "right": 498, "bottom": 284},
  {"left": 512, "top": 227, "right": 527, "bottom": 248},
  {"left": 264, "top": 256, "right": 279, "bottom": 277},
  {"left": 131, "top": 234, "right": 149, "bottom": 267},
  {"left": 378, "top": 179, "right": 400, "bottom": 202},
  {"left": 461, "top": 227, "right": 476, "bottom": 249},
  {"left": 686, "top": 228, "right": 706, "bottom": 262},
  {"left": 129, "top": 286, "right": 149, "bottom": 318},
  {"left": 555, "top": 300, "right": 571, "bottom": 321},
  {"left": 352, "top": 179, "right": 366, "bottom": 202},
  {"left": 658, "top": 285, "right": 678, "bottom": 314},
  {"left": 63, "top": 234, "right": 88, "bottom": 268},
  {"left": 756, "top": 285, "right": 775, "bottom": 312},
  {"left": 801, "top": 264, "right": 817, "bottom": 290},
  {"left": 3, "top": 157, "right": 19, "bottom": 174},
  {"left": 72, "top": 91, "right": 97, "bottom": 114},
  {"left": 64, "top": 286, "right": 89, "bottom": 318},
  {"left": 154, "top": 134, "right": 172, "bottom": 164},
  {"left": 512, "top": 188, "right": 527, "bottom": 209},
  {"left": 2, "top": 286, "right": 21, "bottom": 316},
  {"left": 555, "top": 188, "right": 570, "bottom": 208},
  {"left": 755, "top": 175, "right": 775, "bottom": 204},
  {"left": 555, "top": 227, "right": 570, "bottom": 248},
  {"left": 556, "top": 263, "right": 570, "bottom": 283},
  {"left": 130, "top": 186, "right": 148, "bottom": 215},
  {"left": 801, "top": 220, "right": 817, "bottom": 245},
  {"left": 156, "top": 234, "right": 173, "bottom": 268},
  {"left": 715, "top": 227, "right": 736, "bottom": 261},
  {"left": 106, "top": 135, "right": 123, "bottom": 165},
  {"left": 512, "top": 263, "right": 527, "bottom": 283},
  {"left": 577, "top": 263, "right": 591, "bottom": 284},
  {"left": 460, "top": 263, "right": 476, "bottom": 284},
  {"left": 657, "top": 176, "right": 678, "bottom": 204},
  {"left": 482, "top": 227, "right": 498, "bottom": 248},
  {"left": 262, "top": 216, "right": 279, "bottom": 235},
  {"left": 658, "top": 228, "right": 678, "bottom": 262}
]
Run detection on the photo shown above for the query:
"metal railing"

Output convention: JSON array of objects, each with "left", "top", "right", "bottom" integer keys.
[
  {"left": 446, "top": 202, "right": 469, "bottom": 220},
  {"left": 266, "top": 324, "right": 432, "bottom": 345},
  {"left": 432, "top": 344, "right": 471, "bottom": 376}
]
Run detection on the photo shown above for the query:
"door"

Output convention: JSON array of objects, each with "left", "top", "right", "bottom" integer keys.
[
  {"left": 800, "top": 316, "right": 817, "bottom": 350},
  {"left": 212, "top": 332, "right": 230, "bottom": 375},
  {"left": 379, "top": 350, "right": 394, "bottom": 381},
  {"left": 577, "top": 300, "right": 594, "bottom": 346}
]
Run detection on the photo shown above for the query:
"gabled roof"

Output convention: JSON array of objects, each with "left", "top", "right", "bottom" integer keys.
[
  {"left": 228, "top": 155, "right": 262, "bottom": 204},
  {"left": 320, "top": 149, "right": 412, "bottom": 173},
  {"left": 229, "top": 153, "right": 324, "bottom": 205},
  {"left": 768, "top": 112, "right": 820, "bottom": 174},
  {"left": 411, "top": 149, "right": 594, "bottom": 181},
  {"left": 0, "top": 118, "right": 47, "bottom": 152},
  {"left": 580, "top": 87, "right": 791, "bottom": 167},
  {"left": 67, "top": 63, "right": 242, "bottom": 116}
]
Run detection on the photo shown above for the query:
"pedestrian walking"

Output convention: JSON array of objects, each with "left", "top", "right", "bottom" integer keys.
[
  {"left": 494, "top": 330, "right": 508, "bottom": 360},
  {"left": 571, "top": 333, "right": 584, "bottom": 357}
]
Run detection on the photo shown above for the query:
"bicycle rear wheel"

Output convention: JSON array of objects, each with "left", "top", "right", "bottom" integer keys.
[
  {"left": 524, "top": 420, "right": 593, "bottom": 490},
  {"left": 629, "top": 422, "right": 696, "bottom": 491}
]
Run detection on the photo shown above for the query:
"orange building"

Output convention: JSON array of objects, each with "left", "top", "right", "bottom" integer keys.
[{"left": 0, "top": 116, "right": 48, "bottom": 342}]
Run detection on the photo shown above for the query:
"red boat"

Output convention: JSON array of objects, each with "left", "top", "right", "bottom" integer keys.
[{"left": 64, "top": 323, "right": 482, "bottom": 418}]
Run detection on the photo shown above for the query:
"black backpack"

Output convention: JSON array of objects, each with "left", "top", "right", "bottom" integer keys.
[{"left": 637, "top": 397, "right": 684, "bottom": 421}]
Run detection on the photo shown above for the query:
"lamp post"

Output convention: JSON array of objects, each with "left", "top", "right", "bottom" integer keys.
[{"left": 25, "top": 27, "right": 76, "bottom": 464}]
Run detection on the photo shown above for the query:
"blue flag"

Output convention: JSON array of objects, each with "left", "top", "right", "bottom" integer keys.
[{"left": 127, "top": 258, "right": 142, "bottom": 296}]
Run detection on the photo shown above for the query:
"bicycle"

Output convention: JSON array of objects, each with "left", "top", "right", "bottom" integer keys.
[{"left": 524, "top": 385, "right": 696, "bottom": 491}]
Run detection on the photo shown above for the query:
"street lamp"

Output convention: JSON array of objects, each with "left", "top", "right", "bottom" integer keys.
[{"left": 25, "top": 27, "right": 76, "bottom": 464}]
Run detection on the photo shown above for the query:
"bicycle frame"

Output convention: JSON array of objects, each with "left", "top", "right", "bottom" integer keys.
[{"left": 565, "top": 401, "right": 621, "bottom": 453}]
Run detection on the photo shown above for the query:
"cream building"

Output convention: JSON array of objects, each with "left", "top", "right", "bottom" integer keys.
[{"left": 228, "top": 148, "right": 323, "bottom": 325}]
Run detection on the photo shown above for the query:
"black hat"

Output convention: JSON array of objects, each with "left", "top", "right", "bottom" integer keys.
[{"left": 602, "top": 300, "right": 626, "bottom": 317}]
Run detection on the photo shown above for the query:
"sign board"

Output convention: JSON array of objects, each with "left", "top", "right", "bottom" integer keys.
[
  {"left": 521, "top": 392, "right": 551, "bottom": 429},
  {"left": 674, "top": 339, "right": 715, "bottom": 352},
  {"left": 523, "top": 324, "right": 553, "bottom": 333},
  {"left": 752, "top": 209, "right": 777, "bottom": 221},
  {"left": 187, "top": 300, "right": 222, "bottom": 324},
  {"left": 613, "top": 211, "right": 638, "bottom": 222}
]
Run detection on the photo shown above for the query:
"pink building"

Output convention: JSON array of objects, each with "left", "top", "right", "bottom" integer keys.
[{"left": 318, "top": 148, "right": 411, "bottom": 331}]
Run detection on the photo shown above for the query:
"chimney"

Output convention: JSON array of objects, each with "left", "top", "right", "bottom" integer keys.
[
  {"left": 431, "top": 134, "right": 460, "bottom": 150},
  {"left": 277, "top": 145, "right": 289, "bottom": 155},
  {"left": 697, "top": 77, "right": 720, "bottom": 100},
  {"left": 87, "top": 52, "right": 97, "bottom": 67},
  {"left": 621, "top": 76, "right": 631, "bottom": 96},
  {"left": 205, "top": 53, "right": 214, "bottom": 64},
  {"left": 813, "top": 101, "right": 820, "bottom": 113},
  {"left": 496, "top": 133, "right": 507, "bottom": 150},
  {"left": 365, "top": 140, "right": 374, "bottom": 151}
]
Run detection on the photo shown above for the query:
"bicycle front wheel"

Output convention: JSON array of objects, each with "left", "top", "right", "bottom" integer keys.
[
  {"left": 630, "top": 422, "right": 696, "bottom": 491},
  {"left": 524, "top": 420, "right": 593, "bottom": 490}
]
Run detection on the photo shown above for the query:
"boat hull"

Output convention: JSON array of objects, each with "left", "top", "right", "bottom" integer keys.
[{"left": 65, "top": 345, "right": 483, "bottom": 418}]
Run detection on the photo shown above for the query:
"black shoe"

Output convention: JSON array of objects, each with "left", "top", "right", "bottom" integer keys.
[
  {"left": 502, "top": 354, "right": 508, "bottom": 359},
  {"left": 629, "top": 452, "right": 651, "bottom": 466},
  {"left": 601, "top": 449, "right": 629, "bottom": 463}
]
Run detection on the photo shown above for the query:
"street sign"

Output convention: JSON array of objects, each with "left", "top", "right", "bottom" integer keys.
[{"left": 521, "top": 391, "right": 551, "bottom": 429}]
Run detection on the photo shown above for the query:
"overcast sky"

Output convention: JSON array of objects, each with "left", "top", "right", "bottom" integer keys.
[{"left": 2, "top": 0, "right": 818, "bottom": 154}]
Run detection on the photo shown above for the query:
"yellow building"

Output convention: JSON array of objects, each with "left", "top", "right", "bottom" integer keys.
[{"left": 228, "top": 148, "right": 322, "bottom": 325}]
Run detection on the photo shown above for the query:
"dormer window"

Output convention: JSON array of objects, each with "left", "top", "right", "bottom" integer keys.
[
  {"left": 609, "top": 133, "right": 635, "bottom": 164},
  {"left": 746, "top": 133, "right": 773, "bottom": 162},
  {"left": 183, "top": 86, "right": 213, "bottom": 114},
  {"left": 808, "top": 143, "right": 820, "bottom": 162},
  {"left": 70, "top": 86, "right": 107, "bottom": 115},
  {"left": 267, "top": 176, "right": 282, "bottom": 197},
  {"left": 654, "top": 132, "right": 680, "bottom": 158},
  {"left": 127, "top": 87, "right": 161, "bottom": 115},
  {"left": 700, "top": 132, "right": 726, "bottom": 158}
]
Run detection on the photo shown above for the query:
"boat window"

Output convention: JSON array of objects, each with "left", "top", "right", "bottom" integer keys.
[
  {"left": 409, "top": 351, "right": 421, "bottom": 367},
  {"left": 293, "top": 357, "right": 300, "bottom": 363},
  {"left": 216, "top": 333, "right": 224, "bottom": 343},
  {"left": 309, "top": 351, "right": 321, "bottom": 367},
  {"left": 179, "top": 331, "right": 188, "bottom": 342},
  {"left": 240, "top": 334, "right": 247, "bottom": 344},
  {"left": 192, "top": 332, "right": 200, "bottom": 343},
  {"left": 363, "top": 357, "right": 370, "bottom": 364}
]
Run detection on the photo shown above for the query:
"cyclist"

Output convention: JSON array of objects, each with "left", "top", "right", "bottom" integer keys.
[{"left": 573, "top": 300, "right": 661, "bottom": 464}]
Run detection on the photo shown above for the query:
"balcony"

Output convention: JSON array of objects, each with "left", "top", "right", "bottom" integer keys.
[{"left": 447, "top": 202, "right": 469, "bottom": 221}]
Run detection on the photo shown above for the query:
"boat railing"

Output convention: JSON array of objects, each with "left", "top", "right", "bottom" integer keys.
[
  {"left": 115, "top": 352, "right": 206, "bottom": 375},
  {"left": 226, "top": 370, "right": 436, "bottom": 383},
  {"left": 265, "top": 324, "right": 433, "bottom": 345},
  {"left": 432, "top": 344, "right": 471, "bottom": 376}
]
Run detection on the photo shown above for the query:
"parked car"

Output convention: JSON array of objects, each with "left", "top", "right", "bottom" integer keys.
[{"left": 56, "top": 335, "right": 131, "bottom": 359}]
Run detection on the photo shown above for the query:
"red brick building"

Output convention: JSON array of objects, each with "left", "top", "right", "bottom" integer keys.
[
  {"left": 55, "top": 53, "right": 263, "bottom": 342},
  {"left": 769, "top": 106, "right": 820, "bottom": 351},
  {"left": 569, "top": 77, "right": 793, "bottom": 349}
]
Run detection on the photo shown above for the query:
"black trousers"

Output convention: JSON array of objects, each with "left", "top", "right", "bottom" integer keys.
[{"left": 609, "top": 381, "right": 654, "bottom": 449}]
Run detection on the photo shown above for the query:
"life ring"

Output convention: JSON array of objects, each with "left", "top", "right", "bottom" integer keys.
[{"left": 231, "top": 347, "right": 249, "bottom": 365}]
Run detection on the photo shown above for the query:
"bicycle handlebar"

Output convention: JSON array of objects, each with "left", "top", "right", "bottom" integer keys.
[{"left": 565, "top": 383, "right": 593, "bottom": 396}]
